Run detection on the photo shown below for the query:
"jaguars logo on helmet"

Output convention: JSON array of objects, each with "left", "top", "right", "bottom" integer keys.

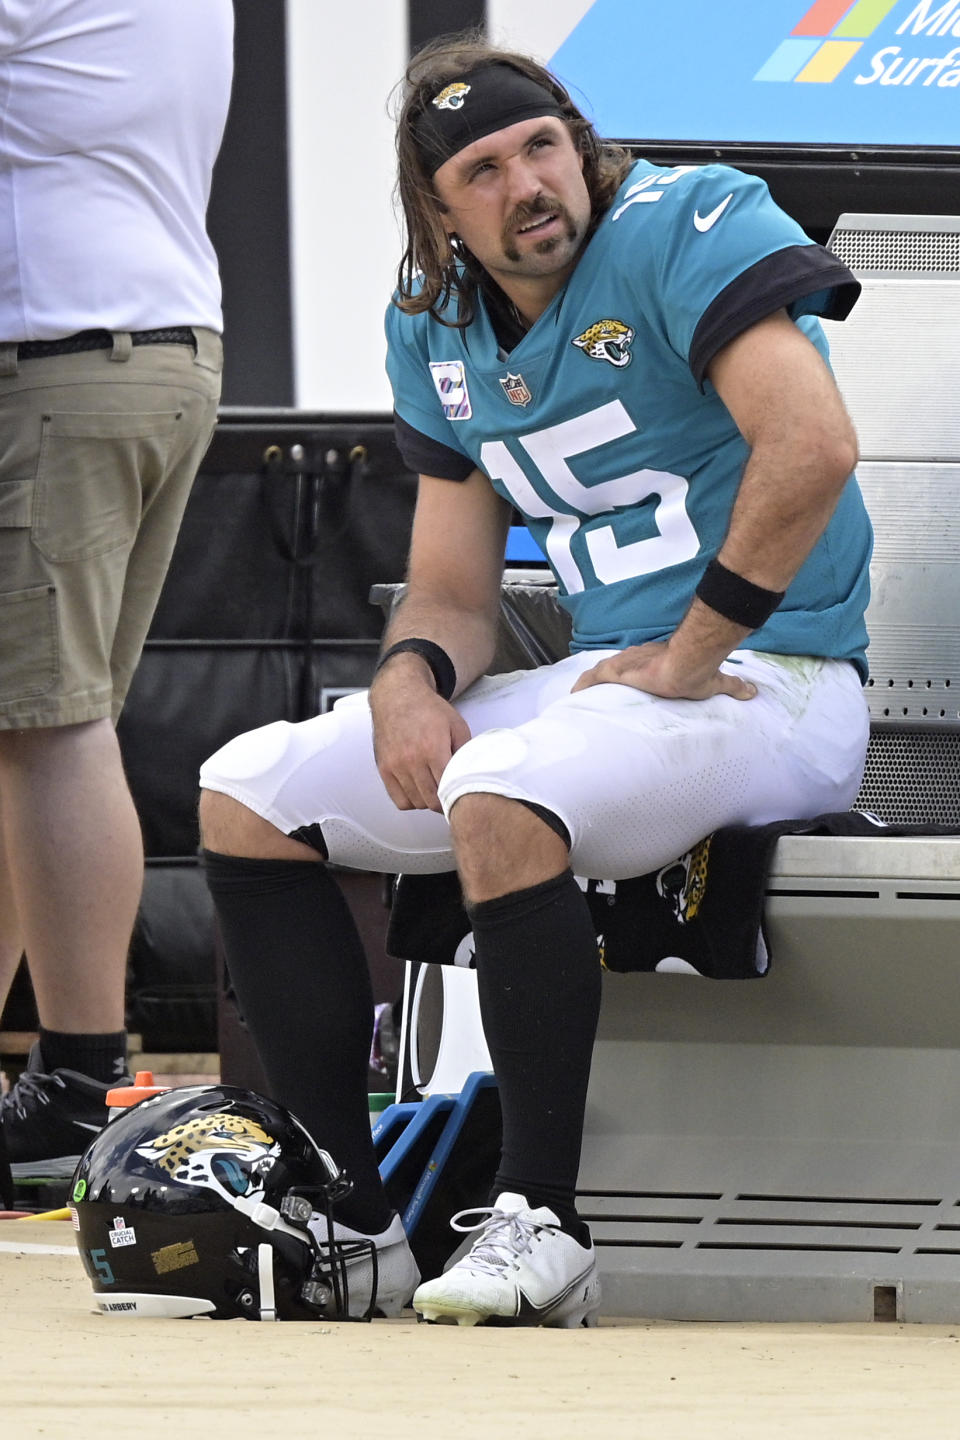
[
  {"left": 69, "top": 1084, "right": 378, "bottom": 1322},
  {"left": 571, "top": 318, "right": 635, "bottom": 369},
  {"left": 136, "top": 1112, "right": 278, "bottom": 1202}
]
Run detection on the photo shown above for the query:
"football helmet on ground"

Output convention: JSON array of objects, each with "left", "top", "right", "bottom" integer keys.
[{"left": 70, "top": 1084, "right": 377, "bottom": 1320}]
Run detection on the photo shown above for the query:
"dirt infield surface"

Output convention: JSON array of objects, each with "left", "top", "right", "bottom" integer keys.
[{"left": 5, "top": 1217, "right": 960, "bottom": 1440}]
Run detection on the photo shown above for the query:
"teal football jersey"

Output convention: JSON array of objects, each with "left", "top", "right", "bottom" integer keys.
[{"left": 386, "top": 161, "right": 872, "bottom": 678}]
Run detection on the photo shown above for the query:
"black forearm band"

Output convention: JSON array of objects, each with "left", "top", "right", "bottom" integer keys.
[
  {"left": 694, "top": 557, "right": 786, "bottom": 631},
  {"left": 375, "top": 637, "right": 457, "bottom": 700}
]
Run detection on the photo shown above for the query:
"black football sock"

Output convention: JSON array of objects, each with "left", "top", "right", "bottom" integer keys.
[
  {"left": 203, "top": 850, "right": 393, "bottom": 1235},
  {"left": 467, "top": 870, "right": 601, "bottom": 1245},
  {"left": 37, "top": 1027, "right": 128, "bottom": 1086}
]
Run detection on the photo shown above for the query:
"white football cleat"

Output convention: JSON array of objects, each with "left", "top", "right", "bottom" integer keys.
[
  {"left": 309, "top": 1211, "right": 420, "bottom": 1318},
  {"left": 412, "top": 1192, "right": 601, "bottom": 1328}
]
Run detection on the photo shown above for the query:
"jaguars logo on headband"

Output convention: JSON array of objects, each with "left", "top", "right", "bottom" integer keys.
[
  {"left": 432, "top": 82, "right": 471, "bottom": 111},
  {"left": 571, "top": 318, "right": 635, "bottom": 369},
  {"left": 136, "top": 1112, "right": 280, "bottom": 1203}
]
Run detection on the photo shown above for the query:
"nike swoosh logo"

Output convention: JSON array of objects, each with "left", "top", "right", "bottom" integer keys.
[
  {"left": 73, "top": 1121, "right": 102, "bottom": 1132},
  {"left": 693, "top": 194, "right": 733, "bottom": 232}
]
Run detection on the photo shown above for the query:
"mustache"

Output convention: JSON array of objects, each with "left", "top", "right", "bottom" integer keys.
[{"left": 505, "top": 194, "right": 566, "bottom": 236}]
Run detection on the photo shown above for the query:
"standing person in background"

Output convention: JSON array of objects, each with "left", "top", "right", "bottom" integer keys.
[
  {"left": 199, "top": 35, "right": 871, "bottom": 1326},
  {"left": 0, "top": 0, "right": 233, "bottom": 1181}
]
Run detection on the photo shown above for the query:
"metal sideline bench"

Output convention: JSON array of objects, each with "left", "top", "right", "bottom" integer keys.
[{"left": 391, "top": 214, "right": 960, "bottom": 1322}]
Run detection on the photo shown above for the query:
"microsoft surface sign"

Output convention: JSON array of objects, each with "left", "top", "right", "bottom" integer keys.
[
  {"left": 757, "top": 0, "right": 960, "bottom": 87},
  {"left": 551, "top": 0, "right": 960, "bottom": 145}
]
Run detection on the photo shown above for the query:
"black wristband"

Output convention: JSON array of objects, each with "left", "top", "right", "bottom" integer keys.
[
  {"left": 694, "top": 557, "right": 786, "bottom": 631},
  {"left": 375, "top": 637, "right": 457, "bottom": 700}
]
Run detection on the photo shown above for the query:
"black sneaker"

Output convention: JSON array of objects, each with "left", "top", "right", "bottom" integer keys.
[{"left": 1, "top": 1046, "right": 124, "bottom": 1180}]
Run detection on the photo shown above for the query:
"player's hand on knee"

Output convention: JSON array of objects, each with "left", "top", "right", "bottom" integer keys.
[
  {"left": 370, "top": 672, "right": 472, "bottom": 812},
  {"left": 570, "top": 641, "right": 757, "bottom": 702}
]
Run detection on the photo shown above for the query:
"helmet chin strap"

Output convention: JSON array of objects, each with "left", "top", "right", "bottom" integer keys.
[
  {"left": 234, "top": 1193, "right": 305, "bottom": 1244},
  {"left": 257, "top": 1243, "right": 277, "bottom": 1321}
]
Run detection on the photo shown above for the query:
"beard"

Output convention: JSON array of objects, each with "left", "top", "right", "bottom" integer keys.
[{"left": 502, "top": 194, "right": 581, "bottom": 265}]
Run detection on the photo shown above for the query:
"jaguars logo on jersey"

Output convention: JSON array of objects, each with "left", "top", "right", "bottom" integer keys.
[
  {"left": 432, "top": 82, "right": 471, "bottom": 110},
  {"left": 571, "top": 318, "right": 635, "bottom": 369}
]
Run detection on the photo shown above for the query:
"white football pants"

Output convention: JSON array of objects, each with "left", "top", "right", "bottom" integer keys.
[{"left": 200, "top": 650, "right": 869, "bottom": 881}]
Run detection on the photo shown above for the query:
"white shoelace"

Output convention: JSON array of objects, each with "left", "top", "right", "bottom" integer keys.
[{"left": 448, "top": 1206, "right": 556, "bottom": 1278}]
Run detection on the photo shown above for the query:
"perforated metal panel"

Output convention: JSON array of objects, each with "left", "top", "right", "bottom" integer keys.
[
  {"left": 856, "top": 730, "right": 960, "bottom": 824},
  {"left": 829, "top": 223, "right": 960, "bottom": 275}
]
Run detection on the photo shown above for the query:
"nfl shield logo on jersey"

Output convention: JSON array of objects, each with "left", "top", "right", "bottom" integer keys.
[{"left": 499, "top": 371, "right": 532, "bottom": 407}]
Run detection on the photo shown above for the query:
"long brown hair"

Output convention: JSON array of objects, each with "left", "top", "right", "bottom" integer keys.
[{"left": 393, "top": 33, "right": 633, "bottom": 327}]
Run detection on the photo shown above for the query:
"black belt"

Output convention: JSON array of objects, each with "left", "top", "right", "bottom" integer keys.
[{"left": 14, "top": 327, "right": 196, "bottom": 360}]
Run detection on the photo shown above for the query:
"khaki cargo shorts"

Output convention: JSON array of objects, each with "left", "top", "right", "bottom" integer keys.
[{"left": 0, "top": 329, "right": 222, "bottom": 728}]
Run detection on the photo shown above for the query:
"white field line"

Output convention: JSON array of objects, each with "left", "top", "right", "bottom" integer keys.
[{"left": 0, "top": 1239, "right": 76, "bottom": 1255}]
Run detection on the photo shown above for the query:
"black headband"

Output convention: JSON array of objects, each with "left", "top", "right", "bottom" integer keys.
[{"left": 411, "top": 63, "right": 566, "bottom": 177}]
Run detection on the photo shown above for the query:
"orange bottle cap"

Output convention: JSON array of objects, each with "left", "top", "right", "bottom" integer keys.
[{"left": 106, "top": 1070, "right": 169, "bottom": 1108}]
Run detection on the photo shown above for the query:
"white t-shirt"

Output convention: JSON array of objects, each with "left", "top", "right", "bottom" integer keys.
[{"left": 0, "top": 0, "right": 233, "bottom": 339}]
